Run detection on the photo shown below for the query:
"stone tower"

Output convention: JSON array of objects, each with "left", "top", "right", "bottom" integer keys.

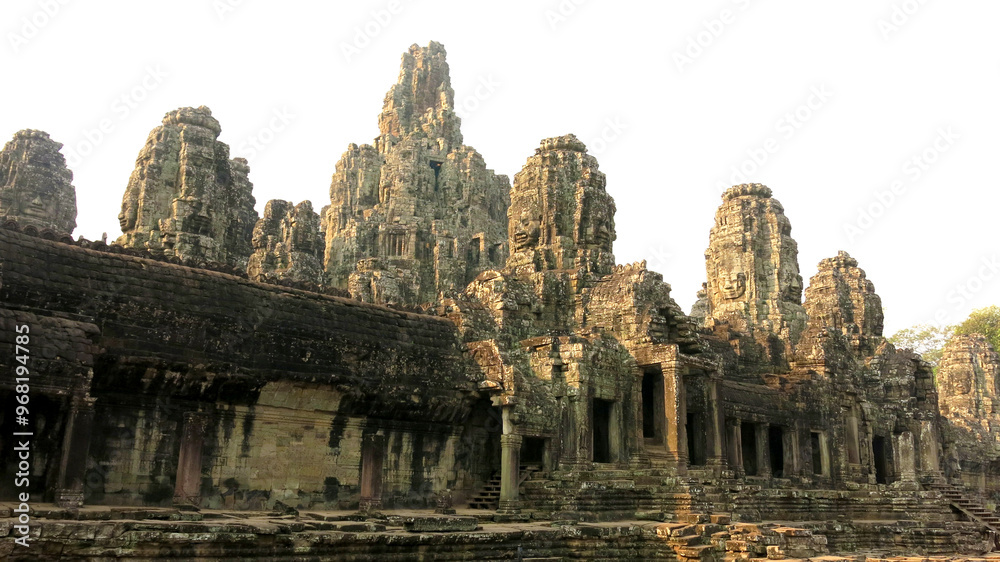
[
  {"left": 703, "top": 183, "right": 806, "bottom": 346},
  {"left": 323, "top": 41, "right": 510, "bottom": 305},
  {"left": 936, "top": 334, "right": 1000, "bottom": 455},
  {"left": 116, "top": 106, "right": 258, "bottom": 268},
  {"left": 798, "top": 251, "right": 884, "bottom": 359},
  {"left": 247, "top": 200, "right": 325, "bottom": 285},
  {"left": 507, "top": 134, "right": 615, "bottom": 277},
  {"left": 0, "top": 129, "right": 77, "bottom": 235},
  {"left": 937, "top": 334, "right": 1000, "bottom": 422}
]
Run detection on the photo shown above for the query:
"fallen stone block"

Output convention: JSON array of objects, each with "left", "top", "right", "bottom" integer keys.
[{"left": 403, "top": 516, "right": 479, "bottom": 532}]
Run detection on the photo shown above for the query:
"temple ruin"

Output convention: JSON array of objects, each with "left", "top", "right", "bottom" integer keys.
[{"left": 0, "top": 41, "right": 998, "bottom": 560}]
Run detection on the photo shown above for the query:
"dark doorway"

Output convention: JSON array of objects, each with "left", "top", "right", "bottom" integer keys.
[
  {"left": 769, "top": 426, "right": 785, "bottom": 477},
  {"left": 687, "top": 413, "right": 705, "bottom": 465},
  {"left": 873, "top": 435, "right": 889, "bottom": 484},
  {"left": 521, "top": 437, "right": 546, "bottom": 467},
  {"left": 741, "top": 422, "right": 758, "bottom": 476},
  {"left": 811, "top": 432, "right": 823, "bottom": 475},
  {"left": 429, "top": 159, "right": 443, "bottom": 190},
  {"left": 641, "top": 370, "right": 663, "bottom": 442},
  {"left": 593, "top": 399, "right": 613, "bottom": 463}
]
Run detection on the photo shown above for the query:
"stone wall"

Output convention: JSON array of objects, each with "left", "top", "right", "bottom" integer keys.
[{"left": 0, "top": 228, "right": 486, "bottom": 509}]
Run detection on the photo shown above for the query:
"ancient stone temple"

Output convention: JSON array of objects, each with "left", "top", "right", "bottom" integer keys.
[
  {"left": 0, "top": 129, "right": 77, "bottom": 235},
  {"left": 1, "top": 42, "right": 998, "bottom": 560},
  {"left": 247, "top": 199, "right": 325, "bottom": 285},
  {"left": 116, "top": 106, "right": 258, "bottom": 268},
  {"left": 323, "top": 41, "right": 510, "bottom": 305}
]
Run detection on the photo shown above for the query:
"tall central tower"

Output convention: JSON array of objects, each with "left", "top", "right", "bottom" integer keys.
[{"left": 323, "top": 42, "right": 510, "bottom": 305}]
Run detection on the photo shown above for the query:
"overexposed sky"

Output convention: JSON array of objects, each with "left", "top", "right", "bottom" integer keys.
[{"left": 2, "top": 0, "right": 998, "bottom": 336}]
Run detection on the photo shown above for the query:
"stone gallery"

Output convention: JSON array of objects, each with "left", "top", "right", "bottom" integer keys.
[{"left": 0, "top": 42, "right": 998, "bottom": 560}]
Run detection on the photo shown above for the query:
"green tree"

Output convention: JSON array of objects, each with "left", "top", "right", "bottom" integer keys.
[
  {"left": 953, "top": 305, "right": 1000, "bottom": 351},
  {"left": 888, "top": 323, "right": 953, "bottom": 365}
]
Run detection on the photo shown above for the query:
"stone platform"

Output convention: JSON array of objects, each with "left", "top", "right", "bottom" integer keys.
[{"left": 0, "top": 504, "right": 996, "bottom": 561}]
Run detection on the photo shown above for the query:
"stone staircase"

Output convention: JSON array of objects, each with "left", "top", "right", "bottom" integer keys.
[
  {"left": 468, "top": 472, "right": 500, "bottom": 510},
  {"left": 922, "top": 476, "right": 1000, "bottom": 546},
  {"left": 468, "top": 465, "right": 544, "bottom": 510}
]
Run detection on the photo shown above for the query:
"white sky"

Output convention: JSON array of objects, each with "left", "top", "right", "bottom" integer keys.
[{"left": 2, "top": 0, "right": 998, "bottom": 337}]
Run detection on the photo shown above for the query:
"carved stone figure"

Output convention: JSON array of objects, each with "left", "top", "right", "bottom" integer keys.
[
  {"left": 703, "top": 184, "right": 806, "bottom": 346},
  {"left": 248, "top": 200, "right": 324, "bottom": 285},
  {"left": 116, "top": 106, "right": 258, "bottom": 268},
  {"left": 0, "top": 129, "right": 77, "bottom": 235}
]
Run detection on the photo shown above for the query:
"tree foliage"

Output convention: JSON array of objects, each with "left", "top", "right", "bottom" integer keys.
[
  {"left": 888, "top": 323, "right": 953, "bottom": 365},
  {"left": 953, "top": 305, "right": 1000, "bottom": 352}
]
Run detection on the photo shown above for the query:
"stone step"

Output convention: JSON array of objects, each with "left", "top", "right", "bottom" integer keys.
[
  {"left": 669, "top": 534, "right": 703, "bottom": 547},
  {"left": 675, "top": 544, "right": 719, "bottom": 559}
]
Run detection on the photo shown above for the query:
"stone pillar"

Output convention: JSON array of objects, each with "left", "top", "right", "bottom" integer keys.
[
  {"left": 705, "top": 375, "right": 725, "bottom": 473},
  {"left": 918, "top": 420, "right": 942, "bottom": 476},
  {"left": 786, "top": 425, "right": 801, "bottom": 478},
  {"left": 728, "top": 418, "right": 744, "bottom": 478},
  {"left": 756, "top": 424, "right": 771, "bottom": 478},
  {"left": 663, "top": 362, "right": 687, "bottom": 474},
  {"left": 55, "top": 394, "right": 97, "bottom": 508},
  {"left": 862, "top": 423, "right": 876, "bottom": 484},
  {"left": 359, "top": 434, "right": 385, "bottom": 512},
  {"left": 844, "top": 408, "right": 862, "bottom": 481},
  {"left": 498, "top": 406, "right": 522, "bottom": 514},
  {"left": 628, "top": 368, "right": 647, "bottom": 465},
  {"left": 895, "top": 431, "right": 918, "bottom": 488},
  {"left": 560, "top": 394, "right": 582, "bottom": 468},
  {"left": 173, "top": 412, "right": 209, "bottom": 506}
]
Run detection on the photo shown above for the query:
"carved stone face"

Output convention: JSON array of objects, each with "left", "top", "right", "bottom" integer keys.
[
  {"left": 780, "top": 269, "right": 803, "bottom": 302},
  {"left": 118, "top": 204, "right": 137, "bottom": 232},
  {"left": 2, "top": 185, "right": 68, "bottom": 229},
  {"left": 290, "top": 217, "right": 316, "bottom": 253},
  {"left": 512, "top": 210, "right": 540, "bottom": 251},
  {"left": 720, "top": 271, "right": 746, "bottom": 300},
  {"left": 581, "top": 210, "right": 613, "bottom": 249}
]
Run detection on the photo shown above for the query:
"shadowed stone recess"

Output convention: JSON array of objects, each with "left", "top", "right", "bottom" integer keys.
[{"left": 0, "top": 129, "right": 77, "bottom": 235}]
